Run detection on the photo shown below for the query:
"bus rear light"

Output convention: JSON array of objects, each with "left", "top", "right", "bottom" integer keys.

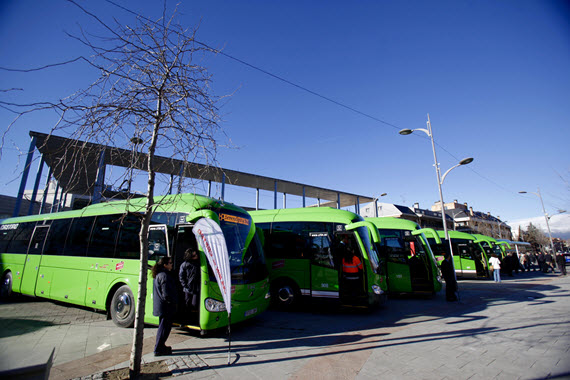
[{"left": 204, "top": 298, "right": 227, "bottom": 312}]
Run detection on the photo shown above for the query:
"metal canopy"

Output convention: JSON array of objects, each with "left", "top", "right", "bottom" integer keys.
[{"left": 29, "top": 131, "right": 374, "bottom": 208}]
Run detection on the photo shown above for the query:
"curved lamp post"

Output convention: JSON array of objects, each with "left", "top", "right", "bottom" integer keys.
[
  {"left": 519, "top": 189, "right": 565, "bottom": 253},
  {"left": 399, "top": 114, "right": 474, "bottom": 277},
  {"left": 373, "top": 192, "right": 388, "bottom": 217}
]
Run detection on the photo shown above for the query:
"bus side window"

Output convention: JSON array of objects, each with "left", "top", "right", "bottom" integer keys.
[
  {"left": 43, "top": 219, "right": 72, "bottom": 256},
  {"left": 88, "top": 215, "right": 120, "bottom": 258},
  {"left": 5, "top": 222, "right": 35, "bottom": 254},
  {"left": 65, "top": 217, "right": 95, "bottom": 257},
  {"left": 0, "top": 224, "right": 20, "bottom": 253},
  {"left": 116, "top": 214, "right": 142, "bottom": 259},
  {"left": 267, "top": 222, "right": 305, "bottom": 259}
]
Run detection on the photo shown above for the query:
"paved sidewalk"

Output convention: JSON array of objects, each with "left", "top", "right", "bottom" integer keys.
[{"left": 1, "top": 270, "right": 569, "bottom": 379}]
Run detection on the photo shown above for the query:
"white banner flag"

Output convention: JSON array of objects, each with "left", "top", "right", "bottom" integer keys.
[{"left": 192, "top": 218, "right": 232, "bottom": 315}]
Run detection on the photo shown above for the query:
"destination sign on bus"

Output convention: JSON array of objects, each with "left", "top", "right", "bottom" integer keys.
[{"left": 219, "top": 213, "right": 250, "bottom": 226}]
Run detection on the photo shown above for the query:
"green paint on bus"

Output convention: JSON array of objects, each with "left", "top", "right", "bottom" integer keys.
[
  {"left": 250, "top": 207, "right": 387, "bottom": 310},
  {"left": 0, "top": 193, "right": 270, "bottom": 333},
  {"left": 365, "top": 217, "right": 442, "bottom": 295}
]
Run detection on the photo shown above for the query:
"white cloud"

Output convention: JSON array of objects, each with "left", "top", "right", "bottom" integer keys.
[{"left": 508, "top": 214, "right": 570, "bottom": 240}]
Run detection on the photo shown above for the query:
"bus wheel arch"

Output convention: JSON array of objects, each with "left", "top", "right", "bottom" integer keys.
[
  {"left": 271, "top": 277, "right": 301, "bottom": 309},
  {"left": 109, "top": 284, "right": 136, "bottom": 328},
  {"left": 0, "top": 271, "right": 13, "bottom": 300}
]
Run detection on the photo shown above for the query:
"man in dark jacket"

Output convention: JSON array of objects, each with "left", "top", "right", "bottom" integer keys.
[
  {"left": 152, "top": 256, "right": 178, "bottom": 356},
  {"left": 556, "top": 252, "right": 567, "bottom": 276},
  {"left": 179, "top": 249, "right": 200, "bottom": 324},
  {"left": 440, "top": 253, "right": 458, "bottom": 302}
]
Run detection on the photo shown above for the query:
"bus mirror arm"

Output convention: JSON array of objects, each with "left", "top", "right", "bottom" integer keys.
[
  {"left": 187, "top": 210, "right": 220, "bottom": 224},
  {"left": 415, "top": 228, "right": 441, "bottom": 244},
  {"left": 346, "top": 221, "right": 381, "bottom": 244}
]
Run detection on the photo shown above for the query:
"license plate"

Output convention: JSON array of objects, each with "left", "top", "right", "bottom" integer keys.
[{"left": 244, "top": 308, "right": 257, "bottom": 317}]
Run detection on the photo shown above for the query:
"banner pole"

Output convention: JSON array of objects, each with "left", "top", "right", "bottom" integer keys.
[{"left": 227, "top": 313, "right": 232, "bottom": 365}]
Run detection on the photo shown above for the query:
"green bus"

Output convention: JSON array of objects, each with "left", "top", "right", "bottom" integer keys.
[
  {"left": 0, "top": 193, "right": 270, "bottom": 333},
  {"left": 250, "top": 207, "right": 387, "bottom": 309},
  {"left": 365, "top": 217, "right": 442, "bottom": 295},
  {"left": 427, "top": 230, "right": 490, "bottom": 278},
  {"left": 472, "top": 234, "right": 510, "bottom": 260}
]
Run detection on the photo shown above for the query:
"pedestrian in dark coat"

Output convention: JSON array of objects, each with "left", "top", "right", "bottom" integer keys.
[
  {"left": 556, "top": 252, "right": 567, "bottom": 276},
  {"left": 152, "top": 256, "right": 177, "bottom": 356},
  {"left": 537, "top": 252, "right": 546, "bottom": 273},
  {"left": 440, "top": 253, "right": 458, "bottom": 302},
  {"left": 545, "top": 252, "right": 555, "bottom": 273},
  {"left": 179, "top": 249, "right": 201, "bottom": 324}
]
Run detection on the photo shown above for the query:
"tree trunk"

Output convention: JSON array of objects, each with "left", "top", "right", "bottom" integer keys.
[{"left": 129, "top": 95, "right": 162, "bottom": 379}]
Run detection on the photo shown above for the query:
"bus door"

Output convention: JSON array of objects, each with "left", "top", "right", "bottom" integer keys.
[
  {"left": 171, "top": 224, "right": 199, "bottom": 326},
  {"left": 308, "top": 232, "right": 337, "bottom": 299},
  {"left": 379, "top": 233, "right": 411, "bottom": 293},
  {"left": 334, "top": 231, "right": 366, "bottom": 305},
  {"left": 172, "top": 224, "right": 197, "bottom": 269},
  {"left": 406, "top": 235, "right": 432, "bottom": 292},
  {"left": 457, "top": 242, "right": 476, "bottom": 277},
  {"left": 20, "top": 225, "right": 49, "bottom": 296},
  {"left": 472, "top": 243, "right": 488, "bottom": 277}
]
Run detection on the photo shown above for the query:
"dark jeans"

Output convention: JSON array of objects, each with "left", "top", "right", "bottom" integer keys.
[{"left": 154, "top": 314, "right": 174, "bottom": 353}]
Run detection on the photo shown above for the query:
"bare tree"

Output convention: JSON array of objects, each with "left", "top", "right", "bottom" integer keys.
[
  {"left": 524, "top": 223, "right": 549, "bottom": 253},
  {"left": 1, "top": 2, "right": 225, "bottom": 377}
]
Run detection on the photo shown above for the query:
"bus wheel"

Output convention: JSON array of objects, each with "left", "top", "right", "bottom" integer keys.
[
  {"left": 272, "top": 280, "right": 300, "bottom": 310},
  {"left": 110, "top": 285, "right": 135, "bottom": 328},
  {"left": 0, "top": 272, "right": 12, "bottom": 300}
]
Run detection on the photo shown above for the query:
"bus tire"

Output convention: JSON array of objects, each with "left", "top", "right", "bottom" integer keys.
[
  {"left": 0, "top": 271, "right": 13, "bottom": 300},
  {"left": 271, "top": 279, "right": 300, "bottom": 310},
  {"left": 110, "top": 285, "right": 136, "bottom": 328}
]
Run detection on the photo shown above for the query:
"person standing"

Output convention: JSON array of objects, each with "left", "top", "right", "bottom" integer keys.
[
  {"left": 545, "top": 252, "right": 555, "bottom": 273},
  {"left": 440, "top": 253, "right": 458, "bottom": 301},
  {"left": 556, "top": 252, "right": 567, "bottom": 276},
  {"left": 340, "top": 235, "right": 363, "bottom": 298},
  {"left": 179, "top": 249, "right": 201, "bottom": 324},
  {"left": 537, "top": 252, "right": 546, "bottom": 273},
  {"left": 489, "top": 254, "right": 502, "bottom": 283},
  {"left": 152, "top": 256, "right": 178, "bottom": 356},
  {"left": 523, "top": 253, "right": 531, "bottom": 272}
]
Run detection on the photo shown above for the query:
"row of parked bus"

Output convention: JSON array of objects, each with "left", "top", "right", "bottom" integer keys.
[{"left": 0, "top": 193, "right": 515, "bottom": 335}]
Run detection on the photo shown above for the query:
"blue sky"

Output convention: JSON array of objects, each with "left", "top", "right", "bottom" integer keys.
[{"left": 0, "top": 0, "right": 569, "bottom": 232}]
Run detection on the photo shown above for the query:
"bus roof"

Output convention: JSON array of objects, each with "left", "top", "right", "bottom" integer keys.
[
  {"left": 365, "top": 217, "right": 420, "bottom": 231},
  {"left": 0, "top": 193, "right": 239, "bottom": 224},
  {"left": 497, "top": 239, "right": 531, "bottom": 246},
  {"left": 433, "top": 230, "right": 476, "bottom": 241},
  {"left": 471, "top": 233, "right": 497, "bottom": 243},
  {"left": 249, "top": 207, "right": 363, "bottom": 225}
]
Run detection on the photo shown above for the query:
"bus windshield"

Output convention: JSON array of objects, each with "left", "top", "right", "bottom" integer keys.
[{"left": 216, "top": 210, "right": 267, "bottom": 284}]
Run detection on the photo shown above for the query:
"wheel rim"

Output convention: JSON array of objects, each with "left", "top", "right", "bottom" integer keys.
[
  {"left": 115, "top": 291, "right": 133, "bottom": 321},
  {"left": 1, "top": 274, "right": 11, "bottom": 297},
  {"left": 277, "top": 285, "right": 295, "bottom": 304}
]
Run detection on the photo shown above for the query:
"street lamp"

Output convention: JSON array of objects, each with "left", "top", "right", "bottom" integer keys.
[
  {"left": 519, "top": 189, "right": 564, "bottom": 253},
  {"left": 399, "top": 114, "right": 474, "bottom": 276},
  {"left": 373, "top": 193, "right": 388, "bottom": 217}
]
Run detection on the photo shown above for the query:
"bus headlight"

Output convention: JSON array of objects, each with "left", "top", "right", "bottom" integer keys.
[
  {"left": 205, "top": 298, "right": 227, "bottom": 312},
  {"left": 265, "top": 291, "right": 271, "bottom": 299},
  {"left": 372, "top": 285, "right": 384, "bottom": 295}
]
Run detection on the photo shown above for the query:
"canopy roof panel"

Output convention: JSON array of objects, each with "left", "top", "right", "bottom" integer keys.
[{"left": 30, "top": 131, "right": 374, "bottom": 208}]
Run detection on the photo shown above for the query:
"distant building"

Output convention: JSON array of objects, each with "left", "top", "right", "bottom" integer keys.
[
  {"left": 431, "top": 199, "right": 513, "bottom": 240},
  {"left": 360, "top": 201, "right": 454, "bottom": 230},
  {"left": 361, "top": 199, "right": 512, "bottom": 239}
]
